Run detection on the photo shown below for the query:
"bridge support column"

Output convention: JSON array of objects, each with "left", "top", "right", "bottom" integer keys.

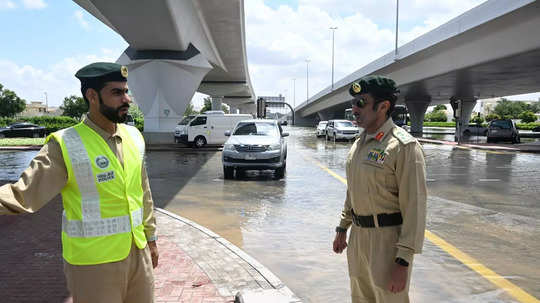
[
  {"left": 317, "top": 112, "right": 328, "bottom": 122},
  {"left": 228, "top": 104, "right": 238, "bottom": 114},
  {"left": 405, "top": 99, "right": 431, "bottom": 134},
  {"left": 116, "top": 53, "right": 213, "bottom": 144},
  {"left": 455, "top": 98, "right": 477, "bottom": 142},
  {"left": 237, "top": 103, "right": 256, "bottom": 116},
  {"left": 211, "top": 96, "right": 223, "bottom": 111}
]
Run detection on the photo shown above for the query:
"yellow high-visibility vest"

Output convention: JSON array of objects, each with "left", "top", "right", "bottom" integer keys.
[{"left": 47, "top": 122, "right": 147, "bottom": 265}]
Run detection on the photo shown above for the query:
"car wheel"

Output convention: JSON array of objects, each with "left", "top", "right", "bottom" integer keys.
[
  {"left": 194, "top": 136, "right": 206, "bottom": 148},
  {"left": 224, "top": 166, "right": 234, "bottom": 179},
  {"left": 275, "top": 162, "right": 286, "bottom": 179}
]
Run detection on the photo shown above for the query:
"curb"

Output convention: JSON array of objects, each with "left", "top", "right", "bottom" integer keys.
[
  {"left": 417, "top": 138, "right": 540, "bottom": 153},
  {"left": 155, "top": 208, "right": 301, "bottom": 302}
]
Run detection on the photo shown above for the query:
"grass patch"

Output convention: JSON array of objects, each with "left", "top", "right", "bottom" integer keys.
[{"left": 0, "top": 138, "right": 45, "bottom": 146}]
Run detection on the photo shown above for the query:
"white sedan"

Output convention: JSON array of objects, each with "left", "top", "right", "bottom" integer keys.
[{"left": 316, "top": 121, "right": 328, "bottom": 137}]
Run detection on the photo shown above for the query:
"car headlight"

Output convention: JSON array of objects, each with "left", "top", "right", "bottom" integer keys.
[
  {"left": 223, "top": 144, "right": 235, "bottom": 151},
  {"left": 268, "top": 143, "right": 281, "bottom": 151}
]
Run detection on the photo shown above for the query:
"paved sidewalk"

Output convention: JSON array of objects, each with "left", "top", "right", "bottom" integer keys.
[{"left": 0, "top": 189, "right": 298, "bottom": 302}]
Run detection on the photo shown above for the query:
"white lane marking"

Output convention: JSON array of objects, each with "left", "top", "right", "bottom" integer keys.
[{"left": 478, "top": 179, "right": 501, "bottom": 182}]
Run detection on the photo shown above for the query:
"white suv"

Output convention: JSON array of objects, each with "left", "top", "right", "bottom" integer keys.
[{"left": 325, "top": 120, "right": 359, "bottom": 141}]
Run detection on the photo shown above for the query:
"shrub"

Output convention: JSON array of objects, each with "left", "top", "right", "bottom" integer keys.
[
  {"left": 485, "top": 113, "right": 501, "bottom": 122},
  {"left": 470, "top": 115, "right": 485, "bottom": 124},
  {"left": 424, "top": 110, "right": 447, "bottom": 122},
  {"left": 518, "top": 111, "right": 537, "bottom": 123}
]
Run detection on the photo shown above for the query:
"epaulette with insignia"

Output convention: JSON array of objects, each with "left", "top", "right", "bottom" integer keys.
[{"left": 392, "top": 127, "right": 415, "bottom": 144}]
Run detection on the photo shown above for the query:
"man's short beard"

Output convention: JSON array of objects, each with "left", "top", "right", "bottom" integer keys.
[{"left": 98, "top": 93, "right": 129, "bottom": 123}]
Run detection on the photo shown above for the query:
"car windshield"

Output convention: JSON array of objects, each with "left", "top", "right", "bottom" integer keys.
[
  {"left": 319, "top": 122, "right": 327, "bottom": 127},
  {"left": 490, "top": 120, "right": 512, "bottom": 129},
  {"left": 178, "top": 116, "right": 194, "bottom": 125},
  {"left": 336, "top": 121, "right": 354, "bottom": 128},
  {"left": 233, "top": 122, "right": 279, "bottom": 136}
]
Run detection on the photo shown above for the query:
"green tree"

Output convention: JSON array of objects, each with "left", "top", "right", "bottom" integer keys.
[
  {"left": 184, "top": 102, "right": 199, "bottom": 116},
  {"left": 0, "top": 83, "right": 26, "bottom": 117},
  {"left": 485, "top": 113, "right": 501, "bottom": 122},
  {"left": 433, "top": 104, "right": 447, "bottom": 111},
  {"left": 425, "top": 110, "right": 447, "bottom": 122},
  {"left": 60, "top": 95, "right": 88, "bottom": 120},
  {"left": 519, "top": 111, "right": 537, "bottom": 123},
  {"left": 470, "top": 114, "right": 485, "bottom": 124},
  {"left": 529, "top": 101, "right": 540, "bottom": 113},
  {"left": 128, "top": 103, "right": 144, "bottom": 119},
  {"left": 493, "top": 99, "right": 528, "bottom": 119},
  {"left": 199, "top": 97, "right": 229, "bottom": 114},
  {"left": 200, "top": 97, "right": 212, "bottom": 113},
  {"left": 221, "top": 104, "right": 229, "bottom": 114}
]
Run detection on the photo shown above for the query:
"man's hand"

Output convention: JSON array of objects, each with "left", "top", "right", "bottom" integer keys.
[
  {"left": 332, "top": 232, "right": 347, "bottom": 254},
  {"left": 388, "top": 263, "right": 408, "bottom": 293},
  {"left": 148, "top": 241, "right": 159, "bottom": 268}
]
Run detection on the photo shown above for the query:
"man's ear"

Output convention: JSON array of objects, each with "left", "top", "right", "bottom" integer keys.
[
  {"left": 377, "top": 100, "right": 390, "bottom": 114},
  {"left": 86, "top": 88, "right": 98, "bottom": 105}
]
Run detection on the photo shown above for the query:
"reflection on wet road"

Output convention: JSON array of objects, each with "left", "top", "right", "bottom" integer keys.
[
  {"left": 1, "top": 128, "right": 539, "bottom": 303},
  {"left": 145, "top": 127, "right": 540, "bottom": 303}
]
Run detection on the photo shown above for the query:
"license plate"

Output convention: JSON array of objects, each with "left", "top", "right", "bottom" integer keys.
[{"left": 245, "top": 154, "right": 256, "bottom": 160}]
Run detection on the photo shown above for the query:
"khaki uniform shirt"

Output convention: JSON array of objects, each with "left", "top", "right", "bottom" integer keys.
[
  {"left": 339, "top": 118, "right": 427, "bottom": 263},
  {"left": 0, "top": 117, "right": 157, "bottom": 241}
]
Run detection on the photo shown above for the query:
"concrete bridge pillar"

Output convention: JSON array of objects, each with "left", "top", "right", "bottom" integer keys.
[
  {"left": 317, "top": 112, "right": 328, "bottom": 122},
  {"left": 454, "top": 98, "right": 477, "bottom": 142},
  {"left": 229, "top": 105, "right": 238, "bottom": 114},
  {"left": 211, "top": 96, "right": 223, "bottom": 111},
  {"left": 405, "top": 98, "right": 431, "bottom": 134},
  {"left": 116, "top": 51, "right": 213, "bottom": 144}
]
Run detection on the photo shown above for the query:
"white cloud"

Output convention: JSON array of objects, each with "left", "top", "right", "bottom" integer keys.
[
  {"left": 243, "top": 0, "right": 499, "bottom": 104},
  {"left": 21, "top": 0, "right": 46, "bottom": 9},
  {"left": 0, "top": 0, "right": 16, "bottom": 9},
  {"left": 74, "top": 10, "right": 89, "bottom": 30},
  {"left": 0, "top": 50, "right": 122, "bottom": 108}
]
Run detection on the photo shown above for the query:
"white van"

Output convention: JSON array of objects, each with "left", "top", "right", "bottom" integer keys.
[{"left": 179, "top": 112, "right": 252, "bottom": 148}]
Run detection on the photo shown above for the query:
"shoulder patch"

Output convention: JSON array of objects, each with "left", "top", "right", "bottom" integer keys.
[{"left": 392, "top": 126, "right": 415, "bottom": 145}]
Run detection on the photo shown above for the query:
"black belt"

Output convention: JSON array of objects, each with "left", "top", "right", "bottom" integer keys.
[{"left": 351, "top": 209, "right": 402, "bottom": 228}]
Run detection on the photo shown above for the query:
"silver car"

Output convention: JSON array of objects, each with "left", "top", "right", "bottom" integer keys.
[
  {"left": 222, "top": 120, "right": 288, "bottom": 179},
  {"left": 325, "top": 119, "right": 359, "bottom": 141}
]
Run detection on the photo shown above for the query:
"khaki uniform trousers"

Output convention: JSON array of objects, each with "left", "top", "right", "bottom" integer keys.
[
  {"left": 64, "top": 243, "right": 154, "bottom": 303},
  {"left": 347, "top": 225, "right": 413, "bottom": 303}
]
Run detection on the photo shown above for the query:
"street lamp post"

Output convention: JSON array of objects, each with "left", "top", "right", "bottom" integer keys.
[
  {"left": 329, "top": 27, "right": 338, "bottom": 90},
  {"left": 44, "top": 92, "right": 48, "bottom": 113},
  {"left": 305, "top": 59, "right": 310, "bottom": 102},
  {"left": 395, "top": 0, "right": 399, "bottom": 58},
  {"left": 292, "top": 78, "right": 296, "bottom": 108}
]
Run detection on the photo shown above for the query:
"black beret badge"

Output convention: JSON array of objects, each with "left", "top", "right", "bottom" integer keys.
[
  {"left": 351, "top": 82, "right": 361, "bottom": 94},
  {"left": 121, "top": 66, "right": 128, "bottom": 78}
]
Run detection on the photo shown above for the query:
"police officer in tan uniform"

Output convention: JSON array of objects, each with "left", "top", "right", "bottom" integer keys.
[
  {"left": 333, "top": 75, "right": 427, "bottom": 303},
  {"left": 0, "top": 62, "right": 158, "bottom": 303}
]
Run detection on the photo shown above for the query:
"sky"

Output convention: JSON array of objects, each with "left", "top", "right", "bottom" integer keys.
[{"left": 0, "top": 0, "right": 538, "bottom": 111}]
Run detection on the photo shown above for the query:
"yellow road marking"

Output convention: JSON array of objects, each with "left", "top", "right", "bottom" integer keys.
[
  {"left": 425, "top": 231, "right": 539, "bottom": 303},
  {"left": 309, "top": 156, "right": 539, "bottom": 303}
]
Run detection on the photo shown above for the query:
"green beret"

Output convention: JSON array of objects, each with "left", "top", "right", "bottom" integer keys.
[
  {"left": 75, "top": 62, "right": 128, "bottom": 84},
  {"left": 349, "top": 75, "right": 398, "bottom": 97}
]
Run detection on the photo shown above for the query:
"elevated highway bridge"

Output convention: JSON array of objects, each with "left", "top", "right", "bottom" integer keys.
[
  {"left": 74, "top": 0, "right": 255, "bottom": 143},
  {"left": 295, "top": 0, "right": 540, "bottom": 134}
]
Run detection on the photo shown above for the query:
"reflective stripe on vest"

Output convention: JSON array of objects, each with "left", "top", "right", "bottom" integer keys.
[{"left": 60, "top": 126, "right": 143, "bottom": 238}]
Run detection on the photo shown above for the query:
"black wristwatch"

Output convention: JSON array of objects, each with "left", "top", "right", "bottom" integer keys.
[
  {"left": 395, "top": 257, "right": 409, "bottom": 267},
  {"left": 335, "top": 226, "right": 347, "bottom": 233}
]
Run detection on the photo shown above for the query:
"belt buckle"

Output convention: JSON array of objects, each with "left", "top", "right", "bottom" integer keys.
[{"left": 373, "top": 214, "right": 379, "bottom": 228}]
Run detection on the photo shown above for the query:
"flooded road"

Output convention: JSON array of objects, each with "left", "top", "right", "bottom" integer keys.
[
  {"left": 1, "top": 128, "right": 539, "bottom": 302},
  {"left": 145, "top": 127, "right": 540, "bottom": 303}
]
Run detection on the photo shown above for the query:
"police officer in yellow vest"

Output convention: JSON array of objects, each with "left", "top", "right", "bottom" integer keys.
[
  {"left": 0, "top": 62, "right": 158, "bottom": 303},
  {"left": 332, "top": 75, "right": 427, "bottom": 303}
]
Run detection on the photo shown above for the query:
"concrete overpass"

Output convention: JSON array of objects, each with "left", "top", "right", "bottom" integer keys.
[
  {"left": 74, "top": 0, "right": 255, "bottom": 142},
  {"left": 296, "top": 0, "right": 540, "bottom": 133}
]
